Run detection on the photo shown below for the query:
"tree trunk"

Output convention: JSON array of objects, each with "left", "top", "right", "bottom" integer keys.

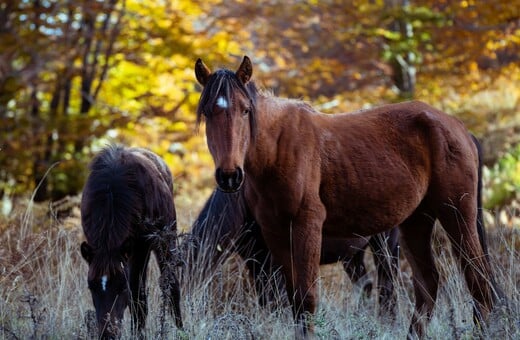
[{"left": 386, "top": 0, "right": 416, "bottom": 99}]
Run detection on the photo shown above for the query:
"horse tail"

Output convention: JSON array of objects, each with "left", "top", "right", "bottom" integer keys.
[{"left": 471, "top": 134, "right": 505, "bottom": 303}]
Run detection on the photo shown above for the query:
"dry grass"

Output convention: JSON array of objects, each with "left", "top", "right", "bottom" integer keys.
[{"left": 0, "top": 196, "right": 518, "bottom": 339}]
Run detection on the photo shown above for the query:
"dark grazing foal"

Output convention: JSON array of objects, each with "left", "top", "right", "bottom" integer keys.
[
  {"left": 190, "top": 188, "right": 399, "bottom": 310},
  {"left": 80, "top": 145, "right": 182, "bottom": 338}
]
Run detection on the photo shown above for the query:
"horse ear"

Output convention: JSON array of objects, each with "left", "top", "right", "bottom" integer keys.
[
  {"left": 195, "top": 58, "right": 211, "bottom": 86},
  {"left": 80, "top": 241, "right": 94, "bottom": 263},
  {"left": 236, "top": 56, "right": 253, "bottom": 84}
]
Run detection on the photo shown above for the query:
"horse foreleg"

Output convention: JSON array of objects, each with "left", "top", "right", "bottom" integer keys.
[
  {"left": 264, "top": 206, "right": 324, "bottom": 338},
  {"left": 159, "top": 265, "right": 183, "bottom": 329},
  {"left": 290, "top": 227, "right": 322, "bottom": 338},
  {"left": 399, "top": 212, "right": 438, "bottom": 338},
  {"left": 129, "top": 245, "right": 151, "bottom": 336}
]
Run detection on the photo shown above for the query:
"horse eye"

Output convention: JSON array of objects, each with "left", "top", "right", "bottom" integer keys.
[{"left": 243, "top": 108, "right": 250, "bottom": 116}]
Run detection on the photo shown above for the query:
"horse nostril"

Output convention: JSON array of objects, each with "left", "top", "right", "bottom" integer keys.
[
  {"left": 235, "top": 167, "right": 244, "bottom": 184},
  {"left": 215, "top": 167, "right": 244, "bottom": 192},
  {"left": 216, "top": 168, "right": 222, "bottom": 182}
]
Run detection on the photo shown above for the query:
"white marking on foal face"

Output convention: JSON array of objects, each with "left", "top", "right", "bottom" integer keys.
[
  {"left": 101, "top": 275, "right": 108, "bottom": 292},
  {"left": 216, "top": 96, "right": 229, "bottom": 109}
]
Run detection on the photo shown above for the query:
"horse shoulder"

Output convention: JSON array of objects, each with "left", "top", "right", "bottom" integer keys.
[{"left": 247, "top": 103, "right": 324, "bottom": 219}]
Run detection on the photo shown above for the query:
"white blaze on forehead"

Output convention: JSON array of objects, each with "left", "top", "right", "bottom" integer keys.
[
  {"left": 101, "top": 275, "right": 108, "bottom": 292},
  {"left": 216, "top": 96, "right": 229, "bottom": 109}
]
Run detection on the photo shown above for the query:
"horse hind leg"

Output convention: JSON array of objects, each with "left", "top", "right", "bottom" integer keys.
[
  {"left": 399, "top": 210, "right": 438, "bottom": 338},
  {"left": 437, "top": 200, "right": 496, "bottom": 327},
  {"left": 159, "top": 262, "right": 183, "bottom": 329},
  {"left": 343, "top": 246, "right": 372, "bottom": 297}
]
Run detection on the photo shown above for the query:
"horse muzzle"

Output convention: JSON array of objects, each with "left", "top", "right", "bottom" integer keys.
[
  {"left": 215, "top": 167, "right": 244, "bottom": 193},
  {"left": 99, "top": 317, "right": 121, "bottom": 340},
  {"left": 97, "top": 310, "right": 123, "bottom": 340}
]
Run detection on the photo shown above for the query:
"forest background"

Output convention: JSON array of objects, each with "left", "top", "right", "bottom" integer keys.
[{"left": 0, "top": 0, "right": 519, "bottom": 214}]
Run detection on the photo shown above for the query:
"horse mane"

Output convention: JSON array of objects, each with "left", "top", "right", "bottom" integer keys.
[
  {"left": 81, "top": 145, "right": 141, "bottom": 261},
  {"left": 191, "top": 189, "right": 249, "bottom": 241},
  {"left": 196, "top": 69, "right": 258, "bottom": 139}
]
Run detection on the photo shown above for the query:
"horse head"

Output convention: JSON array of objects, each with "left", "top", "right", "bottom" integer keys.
[
  {"left": 195, "top": 56, "right": 257, "bottom": 192},
  {"left": 80, "top": 240, "right": 133, "bottom": 339}
]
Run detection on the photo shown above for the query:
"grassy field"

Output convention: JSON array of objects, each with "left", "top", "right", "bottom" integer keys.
[{"left": 0, "top": 195, "right": 518, "bottom": 339}]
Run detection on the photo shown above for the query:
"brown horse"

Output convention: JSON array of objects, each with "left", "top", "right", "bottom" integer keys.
[
  {"left": 80, "top": 145, "right": 183, "bottom": 338},
  {"left": 190, "top": 188, "right": 399, "bottom": 310},
  {"left": 194, "top": 56, "right": 499, "bottom": 337}
]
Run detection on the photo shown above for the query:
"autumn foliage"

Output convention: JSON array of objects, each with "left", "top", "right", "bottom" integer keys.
[{"left": 0, "top": 0, "right": 518, "bottom": 208}]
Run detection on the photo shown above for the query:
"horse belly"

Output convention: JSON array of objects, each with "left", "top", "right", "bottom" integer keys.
[
  {"left": 322, "top": 214, "right": 397, "bottom": 238},
  {"left": 320, "top": 176, "right": 427, "bottom": 238},
  {"left": 321, "top": 237, "right": 368, "bottom": 263}
]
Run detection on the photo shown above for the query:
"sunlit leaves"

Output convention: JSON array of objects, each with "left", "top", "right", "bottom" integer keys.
[
  {"left": 0, "top": 0, "right": 518, "bottom": 207},
  {"left": 484, "top": 143, "right": 520, "bottom": 209}
]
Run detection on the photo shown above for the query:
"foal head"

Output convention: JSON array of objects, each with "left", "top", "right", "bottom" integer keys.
[
  {"left": 195, "top": 56, "right": 257, "bottom": 192},
  {"left": 80, "top": 240, "right": 132, "bottom": 338}
]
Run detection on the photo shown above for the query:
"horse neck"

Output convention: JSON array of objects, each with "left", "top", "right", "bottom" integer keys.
[{"left": 245, "top": 96, "right": 287, "bottom": 173}]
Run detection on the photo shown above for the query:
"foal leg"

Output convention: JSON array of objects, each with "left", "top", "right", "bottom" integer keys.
[
  {"left": 242, "top": 244, "right": 284, "bottom": 308},
  {"left": 236, "top": 219, "right": 284, "bottom": 308},
  {"left": 342, "top": 247, "right": 372, "bottom": 297},
  {"left": 154, "top": 242, "right": 183, "bottom": 329},
  {"left": 437, "top": 201, "right": 495, "bottom": 326},
  {"left": 369, "top": 229, "right": 399, "bottom": 314},
  {"left": 399, "top": 212, "right": 438, "bottom": 338},
  {"left": 129, "top": 244, "right": 152, "bottom": 335}
]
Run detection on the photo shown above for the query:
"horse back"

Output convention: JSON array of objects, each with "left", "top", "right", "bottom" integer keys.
[
  {"left": 283, "top": 101, "right": 477, "bottom": 237},
  {"left": 260, "top": 101, "right": 478, "bottom": 237},
  {"left": 81, "top": 145, "right": 176, "bottom": 249},
  {"left": 128, "top": 147, "right": 176, "bottom": 223}
]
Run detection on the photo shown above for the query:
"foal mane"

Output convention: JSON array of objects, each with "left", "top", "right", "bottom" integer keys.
[
  {"left": 82, "top": 145, "right": 141, "bottom": 257},
  {"left": 196, "top": 69, "right": 258, "bottom": 139}
]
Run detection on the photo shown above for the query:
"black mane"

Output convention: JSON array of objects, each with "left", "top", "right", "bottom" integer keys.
[{"left": 196, "top": 69, "right": 258, "bottom": 139}]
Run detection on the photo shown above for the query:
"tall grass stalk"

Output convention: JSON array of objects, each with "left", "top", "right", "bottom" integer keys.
[{"left": 0, "top": 200, "right": 518, "bottom": 339}]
